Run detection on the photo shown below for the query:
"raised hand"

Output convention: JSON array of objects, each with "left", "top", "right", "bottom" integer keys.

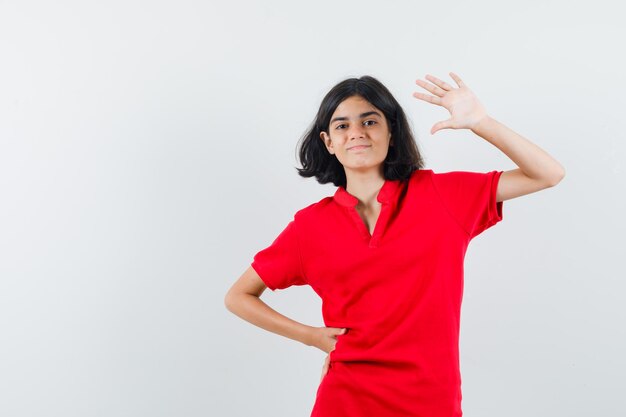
[{"left": 412, "top": 72, "right": 488, "bottom": 135}]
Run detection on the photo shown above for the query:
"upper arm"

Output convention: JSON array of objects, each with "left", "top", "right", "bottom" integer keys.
[
  {"left": 496, "top": 168, "right": 561, "bottom": 202},
  {"left": 225, "top": 266, "right": 268, "bottom": 303}
]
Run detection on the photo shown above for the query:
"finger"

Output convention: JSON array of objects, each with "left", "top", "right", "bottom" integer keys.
[
  {"left": 412, "top": 91, "right": 442, "bottom": 106},
  {"left": 415, "top": 78, "right": 446, "bottom": 97},
  {"left": 320, "top": 355, "right": 330, "bottom": 382},
  {"left": 431, "top": 119, "right": 454, "bottom": 135},
  {"left": 425, "top": 74, "right": 454, "bottom": 91},
  {"left": 320, "top": 366, "right": 327, "bottom": 382},
  {"left": 449, "top": 72, "right": 465, "bottom": 88}
]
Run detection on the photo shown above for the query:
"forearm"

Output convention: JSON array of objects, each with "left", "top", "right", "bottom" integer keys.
[
  {"left": 226, "top": 293, "right": 314, "bottom": 346},
  {"left": 471, "top": 116, "right": 566, "bottom": 183}
]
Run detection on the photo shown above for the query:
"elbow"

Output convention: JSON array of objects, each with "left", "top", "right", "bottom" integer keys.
[
  {"left": 547, "top": 166, "right": 566, "bottom": 187},
  {"left": 224, "top": 290, "right": 236, "bottom": 312},
  {"left": 224, "top": 289, "right": 257, "bottom": 313}
]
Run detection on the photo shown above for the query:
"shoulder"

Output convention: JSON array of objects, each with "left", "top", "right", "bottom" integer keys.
[
  {"left": 293, "top": 196, "right": 335, "bottom": 224},
  {"left": 429, "top": 169, "right": 489, "bottom": 187},
  {"left": 418, "top": 169, "right": 492, "bottom": 200},
  {"left": 428, "top": 169, "right": 503, "bottom": 206},
  {"left": 410, "top": 168, "right": 433, "bottom": 179},
  {"left": 406, "top": 168, "right": 434, "bottom": 188},
  {"left": 429, "top": 169, "right": 500, "bottom": 187}
]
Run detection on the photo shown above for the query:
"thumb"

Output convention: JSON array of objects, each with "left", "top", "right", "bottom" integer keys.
[
  {"left": 339, "top": 328, "right": 347, "bottom": 334},
  {"left": 431, "top": 119, "right": 453, "bottom": 135}
]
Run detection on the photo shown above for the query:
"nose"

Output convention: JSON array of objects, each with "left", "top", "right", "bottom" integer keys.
[{"left": 347, "top": 123, "right": 365, "bottom": 140}]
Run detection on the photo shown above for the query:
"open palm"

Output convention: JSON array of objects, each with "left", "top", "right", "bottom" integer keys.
[{"left": 413, "top": 72, "right": 488, "bottom": 135}]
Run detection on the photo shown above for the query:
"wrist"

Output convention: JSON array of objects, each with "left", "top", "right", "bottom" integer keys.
[
  {"left": 470, "top": 114, "right": 494, "bottom": 135},
  {"left": 299, "top": 325, "right": 316, "bottom": 347}
]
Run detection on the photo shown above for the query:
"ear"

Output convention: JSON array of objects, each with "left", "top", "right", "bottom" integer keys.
[{"left": 320, "top": 131, "right": 334, "bottom": 154}]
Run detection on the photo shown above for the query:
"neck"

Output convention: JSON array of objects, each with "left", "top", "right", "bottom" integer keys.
[{"left": 344, "top": 167, "right": 385, "bottom": 208}]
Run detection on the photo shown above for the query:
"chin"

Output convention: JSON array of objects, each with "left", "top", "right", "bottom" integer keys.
[{"left": 343, "top": 159, "right": 386, "bottom": 171}]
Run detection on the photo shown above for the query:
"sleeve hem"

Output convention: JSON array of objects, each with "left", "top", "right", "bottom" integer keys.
[
  {"left": 250, "top": 262, "right": 277, "bottom": 292},
  {"left": 490, "top": 170, "right": 504, "bottom": 222},
  {"left": 472, "top": 170, "right": 504, "bottom": 238}
]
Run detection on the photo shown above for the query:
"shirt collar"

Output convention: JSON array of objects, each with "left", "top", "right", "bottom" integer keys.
[{"left": 333, "top": 176, "right": 405, "bottom": 208}]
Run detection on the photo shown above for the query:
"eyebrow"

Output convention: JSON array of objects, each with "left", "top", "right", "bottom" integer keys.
[{"left": 330, "top": 111, "right": 382, "bottom": 125}]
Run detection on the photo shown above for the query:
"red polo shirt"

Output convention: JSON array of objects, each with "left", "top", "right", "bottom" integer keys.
[{"left": 251, "top": 168, "right": 504, "bottom": 417}]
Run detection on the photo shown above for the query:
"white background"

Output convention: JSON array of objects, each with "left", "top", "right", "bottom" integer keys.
[{"left": 1, "top": 1, "right": 624, "bottom": 416}]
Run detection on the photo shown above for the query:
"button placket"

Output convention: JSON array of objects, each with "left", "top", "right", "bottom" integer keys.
[
  {"left": 333, "top": 177, "right": 405, "bottom": 248},
  {"left": 369, "top": 202, "right": 391, "bottom": 248},
  {"left": 347, "top": 208, "right": 371, "bottom": 241},
  {"left": 346, "top": 201, "right": 392, "bottom": 248}
]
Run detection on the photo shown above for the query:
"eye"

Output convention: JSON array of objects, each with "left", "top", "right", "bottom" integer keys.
[{"left": 335, "top": 120, "right": 377, "bottom": 130}]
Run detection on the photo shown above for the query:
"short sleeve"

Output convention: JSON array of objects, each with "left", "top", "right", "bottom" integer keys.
[
  {"left": 250, "top": 219, "right": 307, "bottom": 291},
  {"left": 430, "top": 170, "right": 504, "bottom": 239}
]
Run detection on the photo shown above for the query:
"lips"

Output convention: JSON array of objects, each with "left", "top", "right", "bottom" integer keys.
[{"left": 348, "top": 145, "right": 371, "bottom": 151}]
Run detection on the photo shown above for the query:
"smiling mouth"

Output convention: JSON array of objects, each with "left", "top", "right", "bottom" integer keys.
[{"left": 348, "top": 145, "right": 371, "bottom": 151}]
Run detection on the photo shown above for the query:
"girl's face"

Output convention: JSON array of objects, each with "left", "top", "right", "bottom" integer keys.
[{"left": 320, "top": 95, "right": 392, "bottom": 174}]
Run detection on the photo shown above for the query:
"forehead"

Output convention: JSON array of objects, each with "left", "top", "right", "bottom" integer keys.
[{"left": 332, "top": 96, "right": 379, "bottom": 116}]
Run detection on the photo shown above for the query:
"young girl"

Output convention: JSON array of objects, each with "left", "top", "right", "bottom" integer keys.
[{"left": 224, "top": 72, "right": 565, "bottom": 417}]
